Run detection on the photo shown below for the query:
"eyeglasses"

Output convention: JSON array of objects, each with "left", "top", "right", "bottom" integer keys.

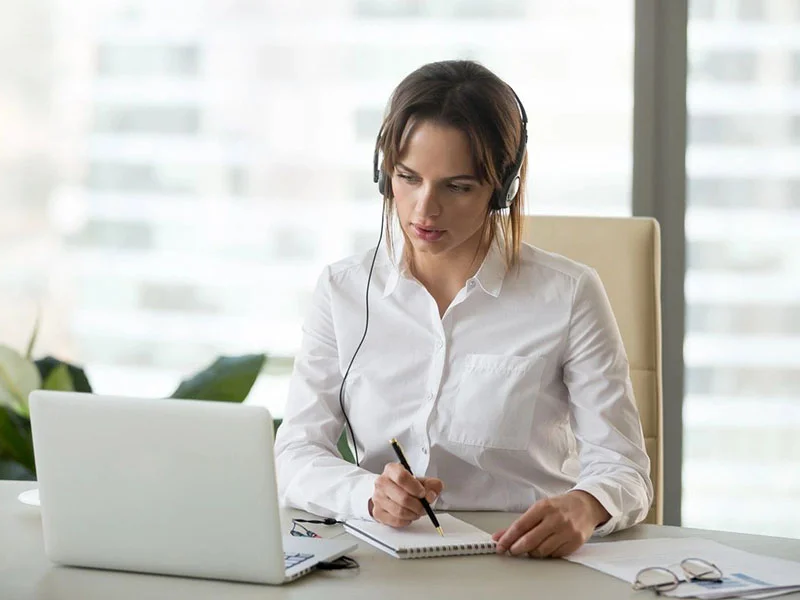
[
  {"left": 290, "top": 521, "right": 321, "bottom": 538},
  {"left": 633, "top": 557, "right": 724, "bottom": 594}
]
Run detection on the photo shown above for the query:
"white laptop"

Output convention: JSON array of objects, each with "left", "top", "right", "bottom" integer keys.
[{"left": 28, "top": 390, "right": 357, "bottom": 585}]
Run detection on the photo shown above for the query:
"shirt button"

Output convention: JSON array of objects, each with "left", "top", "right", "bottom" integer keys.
[
  {"left": 435, "top": 339, "right": 444, "bottom": 349},
  {"left": 421, "top": 446, "right": 428, "bottom": 455},
  {"left": 467, "top": 280, "right": 476, "bottom": 289},
  {"left": 426, "top": 392, "right": 434, "bottom": 401}
]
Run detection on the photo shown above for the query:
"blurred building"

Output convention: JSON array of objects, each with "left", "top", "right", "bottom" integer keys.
[
  {"left": 0, "top": 0, "right": 59, "bottom": 350},
  {"left": 683, "top": 0, "right": 800, "bottom": 537},
  {"left": 15, "top": 0, "right": 632, "bottom": 402}
]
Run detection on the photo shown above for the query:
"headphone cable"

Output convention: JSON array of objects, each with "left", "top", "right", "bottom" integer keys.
[{"left": 338, "top": 201, "right": 385, "bottom": 467}]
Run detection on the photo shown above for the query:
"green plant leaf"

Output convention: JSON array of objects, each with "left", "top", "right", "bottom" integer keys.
[
  {"left": 0, "top": 458, "right": 36, "bottom": 481},
  {"left": 0, "top": 345, "right": 42, "bottom": 417},
  {"left": 170, "top": 354, "right": 267, "bottom": 403},
  {"left": 337, "top": 430, "right": 354, "bottom": 464},
  {"left": 0, "top": 406, "right": 35, "bottom": 475},
  {"left": 43, "top": 364, "right": 75, "bottom": 392},
  {"left": 25, "top": 310, "right": 41, "bottom": 360},
  {"left": 34, "top": 357, "right": 92, "bottom": 393}
]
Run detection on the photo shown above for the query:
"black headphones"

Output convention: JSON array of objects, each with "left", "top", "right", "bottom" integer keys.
[
  {"left": 372, "top": 86, "right": 528, "bottom": 210},
  {"left": 341, "top": 86, "right": 528, "bottom": 468}
]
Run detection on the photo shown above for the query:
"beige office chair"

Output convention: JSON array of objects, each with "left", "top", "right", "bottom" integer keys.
[{"left": 522, "top": 216, "right": 663, "bottom": 525}]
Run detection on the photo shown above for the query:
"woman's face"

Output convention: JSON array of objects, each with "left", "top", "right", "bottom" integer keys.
[{"left": 392, "top": 121, "right": 493, "bottom": 262}]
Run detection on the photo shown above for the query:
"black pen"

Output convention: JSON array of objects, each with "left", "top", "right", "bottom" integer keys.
[{"left": 389, "top": 438, "right": 444, "bottom": 537}]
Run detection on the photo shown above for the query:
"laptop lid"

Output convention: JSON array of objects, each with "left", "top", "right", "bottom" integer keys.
[{"left": 28, "top": 390, "right": 351, "bottom": 584}]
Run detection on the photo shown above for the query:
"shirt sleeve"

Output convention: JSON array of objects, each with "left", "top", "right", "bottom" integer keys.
[
  {"left": 274, "top": 266, "right": 378, "bottom": 521},
  {"left": 563, "top": 268, "right": 654, "bottom": 535}
]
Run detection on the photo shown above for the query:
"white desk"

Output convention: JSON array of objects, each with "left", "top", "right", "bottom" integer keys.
[{"left": 3, "top": 481, "right": 799, "bottom": 599}]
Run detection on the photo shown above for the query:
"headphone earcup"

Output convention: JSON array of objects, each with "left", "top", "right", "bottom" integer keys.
[
  {"left": 377, "top": 169, "right": 392, "bottom": 198},
  {"left": 491, "top": 173, "right": 519, "bottom": 211},
  {"left": 505, "top": 175, "right": 520, "bottom": 207},
  {"left": 377, "top": 169, "right": 386, "bottom": 196}
]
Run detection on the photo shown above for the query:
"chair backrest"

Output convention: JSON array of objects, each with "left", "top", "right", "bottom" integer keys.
[{"left": 522, "top": 215, "right": 663, "bottom": 525}]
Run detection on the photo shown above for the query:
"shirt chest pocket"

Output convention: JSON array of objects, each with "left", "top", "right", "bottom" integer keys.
[{"left": 443, "top": 353, "right": 547, "bottom": 451}]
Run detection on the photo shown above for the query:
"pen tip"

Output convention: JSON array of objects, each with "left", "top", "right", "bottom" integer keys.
[{"left": 436, "top": 527, "right": 444, "bottom": 537}]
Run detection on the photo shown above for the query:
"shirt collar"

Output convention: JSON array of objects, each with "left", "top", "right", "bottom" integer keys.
[
  {"left": 382, "top": 236, "right": 507, "bottom": 299},
  {"left": 470, "top": 238, "right": 507, "bottom": 298},
  {"left": 382, "top": 239, "right": 406, "bottom": 298},
  {"left": 382, "top": 267, "right": 401, "bottom": 298}
]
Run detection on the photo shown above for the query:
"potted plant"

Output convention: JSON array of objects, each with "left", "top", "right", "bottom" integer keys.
[{"left": 0, "top": 323, "right": 266, "bottom": 480}]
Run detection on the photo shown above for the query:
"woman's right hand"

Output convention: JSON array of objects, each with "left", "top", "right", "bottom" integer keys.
[{"left": 368, "top": 463, "right": 444, "bottom": 527}]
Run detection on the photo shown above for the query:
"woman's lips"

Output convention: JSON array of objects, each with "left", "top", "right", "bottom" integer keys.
[{"left": 412, "top": 224, "right": 445, "bottom": 242}]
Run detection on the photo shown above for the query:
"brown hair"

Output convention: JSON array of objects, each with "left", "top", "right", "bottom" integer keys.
[{"left": 376, "top": 60, "right": 527, "bottom": 268}]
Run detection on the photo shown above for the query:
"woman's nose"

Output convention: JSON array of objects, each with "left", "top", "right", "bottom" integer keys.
[{"left": 414, "top": 184, "right": 441, "bottom": 217}]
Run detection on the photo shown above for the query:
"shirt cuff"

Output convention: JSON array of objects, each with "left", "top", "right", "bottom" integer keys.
[
  {"left": 348, "top": 472, "right": 380, "bottom": 521},
  {"left": 570, "top": 481, "right": 623, "bottom": 537}
]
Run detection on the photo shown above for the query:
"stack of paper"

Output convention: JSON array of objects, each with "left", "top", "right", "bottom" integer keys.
[{"left": 565, "top": 538, "right": 800, "bottom": 599}]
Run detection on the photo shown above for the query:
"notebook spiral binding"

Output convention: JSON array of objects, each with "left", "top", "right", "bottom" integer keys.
[{"left": 406, "top": 542, "right": 495, "bottom": 558}]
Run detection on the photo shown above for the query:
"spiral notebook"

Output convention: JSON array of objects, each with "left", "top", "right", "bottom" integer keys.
[{"left": 344, "top": 513, "right": 497, "bottom": 559}]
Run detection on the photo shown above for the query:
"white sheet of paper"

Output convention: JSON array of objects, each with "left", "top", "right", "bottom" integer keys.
[
  {"left": 565, "top": 538, "right": 800, "bottom": 599},
  {"left": 737, "top": 588, "right": 800, "bottom": 600}
]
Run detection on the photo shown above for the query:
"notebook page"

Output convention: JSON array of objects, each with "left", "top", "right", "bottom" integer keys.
[{"left": 345, "top": 513, "right": 495, "bottom": 551}]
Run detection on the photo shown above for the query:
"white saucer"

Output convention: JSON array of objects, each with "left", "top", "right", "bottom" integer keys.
[{"left": 18, "top": 488, "right": 40, "bottom": 507}]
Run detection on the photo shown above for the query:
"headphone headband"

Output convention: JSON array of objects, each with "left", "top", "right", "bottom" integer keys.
[{"left": 491, "top": 86, "right": 528, "bottom": 211}]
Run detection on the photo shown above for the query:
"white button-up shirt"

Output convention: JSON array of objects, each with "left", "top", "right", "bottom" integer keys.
[{"left": 274, "top": 239, "right": 653, "bottom": 535}]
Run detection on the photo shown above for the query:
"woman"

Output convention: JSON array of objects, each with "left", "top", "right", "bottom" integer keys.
[{"left": 274, "top": 60, "right": 652, "bottom": 558}]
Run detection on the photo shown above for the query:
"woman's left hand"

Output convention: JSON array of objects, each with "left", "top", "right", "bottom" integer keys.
[{"left": 492, "top": 491, "right": 610, "bottom": 558}]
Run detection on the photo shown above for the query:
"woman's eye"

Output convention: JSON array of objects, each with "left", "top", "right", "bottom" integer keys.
[
  {"left": 448, "top": 184, "right": 471, "bottom": 193},
  {"left": 397, "top": 173, "right": 418, "bottom": 182}
]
